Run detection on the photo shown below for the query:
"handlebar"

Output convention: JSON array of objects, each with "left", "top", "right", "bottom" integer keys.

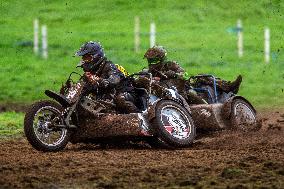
[{"left": 67, "top": 72, "right": 82, "bottom": 80}]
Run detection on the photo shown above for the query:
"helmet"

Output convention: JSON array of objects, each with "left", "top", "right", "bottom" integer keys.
[
  {"left": 144, "top": 46, "right": 167, "bottom": 64},
  {"left": 75, "top": 41, "right": 104, "bottom": 58},
  {"left": 75, "top": 41, "right": 105, "bottom": 72}
]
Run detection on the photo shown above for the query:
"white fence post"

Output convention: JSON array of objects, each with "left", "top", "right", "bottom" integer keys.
[
  {"left": 237, "top": 19, "right": 243, "bottom": 58},
  {"left": 264, "top": 27, "right": 270, "bottom": 64},
  {"left": 33, "top": 19, "right": 39, "bottom": 54},
  {"left": 42, "top": 25, "right": 48, "bottom": 59},
  {"left": 134, "top": 16, "right": 140, "bottom": 53},
  {"left": 150, "top": 22, "right": 156, "bottom": 47}
]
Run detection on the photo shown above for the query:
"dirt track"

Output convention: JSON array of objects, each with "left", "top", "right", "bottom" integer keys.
[{"left": 0, "top": 110, "right": 284, "bottom": 189}]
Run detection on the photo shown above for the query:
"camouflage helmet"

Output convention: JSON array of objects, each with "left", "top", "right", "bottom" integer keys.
[{"left": 144, "top": 46, "right": 167, "bottom": 64}]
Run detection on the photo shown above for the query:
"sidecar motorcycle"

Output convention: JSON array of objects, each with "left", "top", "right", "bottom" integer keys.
[{"left": 24, "top": 72, "right": 196, "bottom": 152}]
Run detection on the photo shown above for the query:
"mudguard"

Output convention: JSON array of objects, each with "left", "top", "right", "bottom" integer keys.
[
  {"left": 45, "top": 90, "right": 71, "bottom": 107},
  {"left": 221, "top": 96, "right": 256, "bottom": 120}
]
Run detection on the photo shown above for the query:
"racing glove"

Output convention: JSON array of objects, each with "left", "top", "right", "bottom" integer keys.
[{"left": 85, "top": 72, "right": 100, "bottom": 84}]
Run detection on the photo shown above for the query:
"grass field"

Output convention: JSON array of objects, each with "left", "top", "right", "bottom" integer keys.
[
  {"left": 0, "top": 112, "right": 23, "bottom": 136},
  {"left": 0, "top": 0, "right": 284, "bottom": 107}
]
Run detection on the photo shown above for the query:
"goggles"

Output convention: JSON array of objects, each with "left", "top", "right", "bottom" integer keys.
[
  {"left": 82, "top": 54, "right": 93, "bottom": 63},
  {"left": 147, "top": 58, "right": 160, "bottom": 64}
]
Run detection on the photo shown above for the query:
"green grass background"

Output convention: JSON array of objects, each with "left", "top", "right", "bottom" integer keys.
[
  {"left": 0, "top": 0, "right": 284, "bottom": 108},
  {"left": 0, "top": 112, "right": 23, "bottom": 136}
]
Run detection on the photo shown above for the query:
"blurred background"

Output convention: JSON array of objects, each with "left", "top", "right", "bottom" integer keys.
[{"left": 0, "top": 0, "right": 283, "bottom": 108}]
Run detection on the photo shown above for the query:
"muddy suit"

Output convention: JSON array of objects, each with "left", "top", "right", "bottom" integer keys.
[
  {"left": 84, "top": 57, "right": 123, "bottom": 96},
  {"left": 147, "top": 61, "right": 205, "bottom": 104},
  {"left": 143, "top": 46, "right": 193, "bottom": 101},
  {"left": 149, "top": 61, "right": 185, "bottom": 88},
  {"left": 75, "top": 41, "right": 138, "bottom": 113},
  {"left": 86, "top": 58, "right": 139, "bottom": 113}
]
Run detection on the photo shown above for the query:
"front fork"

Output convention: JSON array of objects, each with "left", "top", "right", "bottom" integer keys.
[
  {"left": 62, "top": 101, "right": 78, "bottom": 129},
  {"left": 62, "top": 80, "right": 87, "bottom": 129}
]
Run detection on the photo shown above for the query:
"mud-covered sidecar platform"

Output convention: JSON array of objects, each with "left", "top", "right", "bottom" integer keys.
[
  {"left": 70, "top": 96, "right": 257, "bottom": 145},
  {"left": 70, "top": 113, "right": 146, "bottom": 144}
]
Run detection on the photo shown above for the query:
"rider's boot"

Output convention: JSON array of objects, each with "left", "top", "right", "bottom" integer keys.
[
  {"left": 218, "top": 75, "right": 242, "bottom": 94},
  {"left": 229, "top": 75, "right": 242, "bottom": 94}
]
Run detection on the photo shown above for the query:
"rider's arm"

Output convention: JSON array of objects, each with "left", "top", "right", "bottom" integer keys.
[
  {"left": 164, "top": 61, "right": 185, "bottom": 79},
  {"left": 102, "top": 63, "right": 122, "bottom": 88}
]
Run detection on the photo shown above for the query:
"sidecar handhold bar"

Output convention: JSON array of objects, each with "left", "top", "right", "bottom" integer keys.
[{"left": 191, "top": 74, "right": 218, "bottom": 103}]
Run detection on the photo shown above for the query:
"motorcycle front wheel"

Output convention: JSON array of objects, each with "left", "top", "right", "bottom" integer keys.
[
  {"left": 151, "top": 100, "right": 196, "bottom": 147},
  {"left": 24, "top": 100, "right": 71, "bottom": 152}
]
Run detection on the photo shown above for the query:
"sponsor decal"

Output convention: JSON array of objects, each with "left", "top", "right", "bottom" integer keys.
[{"left": 200, "top": 109, "right": 211, "bottom": 117}]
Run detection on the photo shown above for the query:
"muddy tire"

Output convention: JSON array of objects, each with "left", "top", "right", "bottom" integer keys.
[
  {"left": 151, "top": 100, "right": 196, "bottom": 147},
  {"left": 230, "top": 99, "right": 258, "bottom": 131},
  {"left": 24, "top": 100, "right": 71, "bottom": 152}
]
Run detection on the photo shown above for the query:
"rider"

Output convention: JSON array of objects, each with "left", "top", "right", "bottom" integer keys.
[
  {"left": 75, "top": 41, "right": 139, "bottom": 113},
  {"left": 143, "top": 46, "right": 243, "bottom": 102},
  {"left": 144, "top": 46, "right": 185, "bottom": 80}
]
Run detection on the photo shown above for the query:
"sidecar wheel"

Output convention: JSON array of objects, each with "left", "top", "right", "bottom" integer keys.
[
  {"left": 152, "top": 100, "right": 196, "bottom": 147},
  {"left": 230, "top": 99, "right": 258, "bottom": 131},
  {"left": 24, "top": 100, "right": 71, "bottom": 152}
]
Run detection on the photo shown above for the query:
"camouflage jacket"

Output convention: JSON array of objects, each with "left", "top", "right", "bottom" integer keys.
[
  {"left": 147, "top": 61, "right": 187, "bottom": 97},
  {"left": 148, "top": 61, "right": 184, "bottom": 80}
]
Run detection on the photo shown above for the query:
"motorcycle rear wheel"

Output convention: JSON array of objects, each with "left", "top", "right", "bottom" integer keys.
[
  {"left": 151, "top": 100, "right": 196, "bottom": 147},
  {"left": 24, "top": 100, "right": 71, "bottom": 152}
]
